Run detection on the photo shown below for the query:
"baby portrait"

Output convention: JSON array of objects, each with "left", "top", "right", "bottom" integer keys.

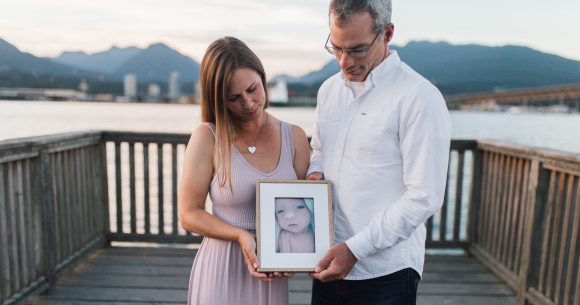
[{"left": 274, "top": 197, "right": 315, "bottom": 253}]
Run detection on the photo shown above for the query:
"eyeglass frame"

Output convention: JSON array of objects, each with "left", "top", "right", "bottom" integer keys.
[{"left": 324, "top": 30, "right": 384, "bottom": 58}]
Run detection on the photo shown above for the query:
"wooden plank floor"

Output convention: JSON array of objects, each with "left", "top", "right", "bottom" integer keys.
[{"left": 28, "top": 246, "right": 517, "bottom": 305}]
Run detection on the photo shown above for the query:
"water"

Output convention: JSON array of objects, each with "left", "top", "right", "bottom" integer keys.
[
  {"left": 1, "top": 100, "right": 578, "bottom": 154},
  {"left": 449, "top": 111, "right": 579, "bottom": 154}
]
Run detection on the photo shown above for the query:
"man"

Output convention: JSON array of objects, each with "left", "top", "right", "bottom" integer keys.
[{"left": 307, "top": 0, "right": 451, "bottom": 304}]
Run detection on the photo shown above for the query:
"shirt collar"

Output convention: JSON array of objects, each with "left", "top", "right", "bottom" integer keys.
[{"left": 341, "top": 50, "right": 401, "bottom": 88}]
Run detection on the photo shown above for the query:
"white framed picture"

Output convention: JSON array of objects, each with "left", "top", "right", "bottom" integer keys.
[{"left": 256, "top": 180, "right": 333, "bottom": 272}]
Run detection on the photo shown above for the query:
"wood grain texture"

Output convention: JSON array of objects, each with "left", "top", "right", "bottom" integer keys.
[{"left": 27, "top": 247, "right": 517, "bottom": 305}]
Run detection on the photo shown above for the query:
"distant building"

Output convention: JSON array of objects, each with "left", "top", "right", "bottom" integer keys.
[
  {"left": 168, "top": 71, "right": 180, "bottom": 102},
  {"left": 268, "top": 79, "right": 288, "bottom": 103},
  {"left": 148, "top": 83, "right": 161, "bottom": 99},
  {"left": 194, "top": 80, "right": 201, "bottom": 103},
  {"left": 0, "top": 87, "right": 85, "bottom": 101},
  {"left": 123, "top": 74, "right": 137, "bottom": 100},
  {"left": 78, "top": 79, "right": 89, "bottom": 93},
  {"left": 94, "top": 94, "right": 114, "bottom": 102}
]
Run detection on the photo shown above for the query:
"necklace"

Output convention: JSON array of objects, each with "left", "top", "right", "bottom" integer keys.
[{"left": 240, "top": 114, "right": 268, "bottom": 154}]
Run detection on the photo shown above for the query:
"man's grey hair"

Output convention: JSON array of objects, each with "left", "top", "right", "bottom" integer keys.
[{"left": 329, "top": 0, "right": 392, "bottom": 33}]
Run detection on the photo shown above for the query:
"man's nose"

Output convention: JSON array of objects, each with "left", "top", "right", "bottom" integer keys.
[{"left": 339, "top": 52, "right": 354, "bottom": 70}]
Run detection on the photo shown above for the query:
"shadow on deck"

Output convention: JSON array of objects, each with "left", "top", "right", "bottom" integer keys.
[{"left": 28, "top": 246, "right": 516, "bottom": 305}]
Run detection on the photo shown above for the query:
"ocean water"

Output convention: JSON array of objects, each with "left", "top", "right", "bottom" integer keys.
[{"left": 1, "top": 100, "right": 578, "bottom": 154}]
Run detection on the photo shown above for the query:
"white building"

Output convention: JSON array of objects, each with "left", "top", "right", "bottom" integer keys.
[
  {"left": 268, "top": 79, "right": 288, "bottom": 103},
  {"left": 194, "top": 80, "right": 201, "bottom": 101},
  {"left": 148, "top": 83, "right": 161, "bottom": 101},
  {"left": 123, "top": 74, "right": 137, "bottom": 100},
  {"left": 168, "top": 71, "right": 180, "bottom": 102}
]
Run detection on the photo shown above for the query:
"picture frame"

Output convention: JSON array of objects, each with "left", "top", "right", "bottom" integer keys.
[{"left": 256, "top": 179, "right": 333, "bottom": 272}]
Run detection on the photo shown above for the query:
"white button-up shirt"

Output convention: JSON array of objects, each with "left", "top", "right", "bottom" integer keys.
[{"left": 309, "top": 51, "right": 451, "bottom": 280}]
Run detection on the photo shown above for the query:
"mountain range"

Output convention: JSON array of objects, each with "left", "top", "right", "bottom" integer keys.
[
  {"left": 0, "top": 38, "right": 200, "bottom": 85},
  {"left": 0, "top": 38, "right": 97, "bottom": 77},
  {"left": 1, "top": 37, "right": 580, "bottom": 96},
  {"left": 278, "top": 41, "right": 580, "bottom": 94}
]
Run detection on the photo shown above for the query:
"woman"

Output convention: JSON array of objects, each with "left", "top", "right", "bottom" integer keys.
[{"left": 179, "top": 37, "right": 311, "bottom": 305}]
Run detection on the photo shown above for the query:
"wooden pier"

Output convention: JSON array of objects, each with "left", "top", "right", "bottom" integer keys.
[
  {"left": 22, "top": 247, "right": 516, "bottom": 305},
  {"left": 1, "top": 131, "right": 579, "bottom": 305}
]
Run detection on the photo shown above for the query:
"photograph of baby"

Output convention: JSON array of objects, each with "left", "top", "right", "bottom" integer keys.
[{"left": 274, "top": 197, "right": 315, "bottom": 253}]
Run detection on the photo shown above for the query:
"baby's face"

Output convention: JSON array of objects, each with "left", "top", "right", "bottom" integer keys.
[{"left": 275, "top": 198, "right": 311, "bottom": 233}]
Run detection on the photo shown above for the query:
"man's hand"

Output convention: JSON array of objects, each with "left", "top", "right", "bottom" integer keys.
[
  {"left": 310, "top": 242, "right": 357, "bottom": 282},
  {"left": 306, "top": 171, "right": 324, "bottom": 180}
]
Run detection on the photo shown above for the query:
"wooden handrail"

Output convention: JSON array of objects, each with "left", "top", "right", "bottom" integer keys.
[
  {"left": 470, "top": 140, "right": 580, "bottom": 305},
  {"left": 0, "top": 131, "right": 107, "bottom": 305}
]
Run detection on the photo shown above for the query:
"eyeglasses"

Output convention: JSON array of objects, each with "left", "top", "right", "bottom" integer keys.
[{"left": 324, "top": 31, "right": 383, "bottom": 58}]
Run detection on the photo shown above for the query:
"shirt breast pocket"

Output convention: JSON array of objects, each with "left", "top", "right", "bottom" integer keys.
[{"left": 348, "top": 115, "right": 399, "bottom": 164}]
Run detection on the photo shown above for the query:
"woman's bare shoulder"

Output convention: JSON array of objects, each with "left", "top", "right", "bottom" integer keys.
[
  {"left": 290, "top": 124, "right": 307, "bottom": 138},
  {"left": 185, "top": 124, "right": 215, "bottom": 160}
]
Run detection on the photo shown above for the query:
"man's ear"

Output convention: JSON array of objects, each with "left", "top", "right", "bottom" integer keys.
[{"left": 385, "top": 23, "right": 395, "bottom": 44}]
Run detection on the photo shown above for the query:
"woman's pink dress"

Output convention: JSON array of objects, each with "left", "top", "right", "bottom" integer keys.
[{"left": 188, "top": 121, "right": 298, "bottom": 305}]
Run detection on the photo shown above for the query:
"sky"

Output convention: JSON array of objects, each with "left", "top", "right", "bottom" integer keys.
[{"left": 1, "top": 0, "right": 579, "bottom": 78}]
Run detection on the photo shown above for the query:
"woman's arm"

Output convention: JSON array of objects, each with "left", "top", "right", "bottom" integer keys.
[
  {"left": 291, "top": 125, "right": 311, "bottom": 179},
  {"left": 179, "top": 125, "right": 245, "bottom": 240},
  {"left": 178, "top": 125, "right": 271, "bottom": 281}
]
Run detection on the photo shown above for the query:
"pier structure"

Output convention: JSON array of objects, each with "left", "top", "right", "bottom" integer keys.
[
  {"left": 445, "top": 83, "right": 580, "bottom": 111},
  {"left": 0, "top": 131, "right": 579, "bottom": 305}
]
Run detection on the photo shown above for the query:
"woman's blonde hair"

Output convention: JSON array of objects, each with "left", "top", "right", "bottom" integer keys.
[{"left": 199, "top": 37, "right": 270, "bottom": 189}]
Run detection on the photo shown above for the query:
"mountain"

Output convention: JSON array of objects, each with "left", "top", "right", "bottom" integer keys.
[
  {"left": 53, "top": 43, "right": 201, "bottom": 83},
  {"left": 111, "top": 43, "right": 200, "bottom": 83},
  {"left": 0, "top": 38, "right": 95, "bottom": 77},
  {"left": 0, "top": 39, "right": 200, "bottom": 94},
  {"left": 0, "top": 38, "right": 201, "bottom": 95},
  {"left": 281, "top": 41, "right": 580, "bottom": 94},
  {"left": 53, "top": 46, "right": 142, "bottom": 74},
  {"left": 396, "top": 41, "right": 580, "bottom": 94},
  {"left": 276, "top": 61, "right": 339, "bottom": 85},
  {"left": 3, "top": 37, "right": 580, "bottom": 96}
]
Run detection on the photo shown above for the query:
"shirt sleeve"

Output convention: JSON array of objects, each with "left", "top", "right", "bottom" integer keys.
[{"left": 345, "top": 82, "right": 452, "bottom": 259}]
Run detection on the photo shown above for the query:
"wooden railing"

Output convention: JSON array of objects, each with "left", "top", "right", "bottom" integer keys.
[
  {"left": 1, "top": 131, "right": 579, "bottom": 305},
  {"left": 469, "top": 141, "right": 580, "bottom": 305},
  {"left": 101, "top": 134, "right": 479, "bottom": 250},
  {"left": 425, "top": 140, "right": 476, "bottom": 250},
  {"left": 0, "top": 132, "right": 108, "bottom": 305},
  {"left": 102, "top": 131, "right": 201, "bottom": 244}
]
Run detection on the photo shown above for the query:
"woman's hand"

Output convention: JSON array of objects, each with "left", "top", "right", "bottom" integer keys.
[
  {"left": 277, "top": 272, "right": 295, "bottom": 278},
  {"left": 238, "top": 230, "right": 295, "bottom": 281},
  {"left": 238, "top": 231, "right": 276, "bottom": 282}
]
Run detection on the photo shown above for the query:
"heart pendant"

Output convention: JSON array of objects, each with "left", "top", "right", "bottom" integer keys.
[{"left": 248, "top": 146, "right": 257, "bottom": 154}]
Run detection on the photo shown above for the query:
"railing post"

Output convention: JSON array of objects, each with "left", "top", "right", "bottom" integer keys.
[
  {"left": 39, "top": 148, "right": 57, "bottom": 289},
  {"left": 467, "top": 146, "right": 483, "bottom": 254},
  {"left": 517, "top": 159, "right": 550, "bottom": 305},
  {"left": 96, "top": 138, "right": 111, "bottom": 246}
]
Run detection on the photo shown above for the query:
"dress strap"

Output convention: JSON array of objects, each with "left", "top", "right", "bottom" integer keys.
[
  {"left": 281, "top": 121, "right": 295, "bottom": 161},
  {"left": 201, "top": 122, "right": 216, "bottom": 138}
]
